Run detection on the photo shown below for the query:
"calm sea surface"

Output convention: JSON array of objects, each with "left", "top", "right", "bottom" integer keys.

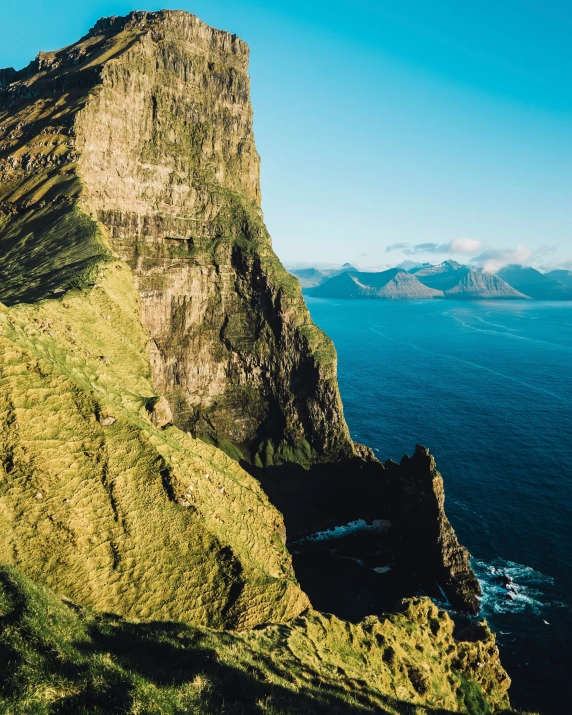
[{"left": 305, "top": 297, "right": 572, "bottom": 715}]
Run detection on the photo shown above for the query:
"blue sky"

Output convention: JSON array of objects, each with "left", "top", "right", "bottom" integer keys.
[{"left": 2, "top": 1, "right": 571, "bottom": 270}]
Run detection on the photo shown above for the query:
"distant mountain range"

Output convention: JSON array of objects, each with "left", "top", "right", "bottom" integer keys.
[
  {"left": 289, "top": 261, "right": 572, "bottom": 300},
  {"left": 290, "top": 263, "right": 359, "bottom": 288}
]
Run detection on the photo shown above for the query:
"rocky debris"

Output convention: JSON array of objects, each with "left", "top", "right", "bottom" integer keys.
[
  {"left": 146, "top": 395, "right": 173, "bottom": 428},
  {"left": 98, "top": 415, "right": 116, "bottom": 426}
]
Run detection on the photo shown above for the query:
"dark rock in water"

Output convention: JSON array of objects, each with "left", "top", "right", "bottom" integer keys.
[
  {"left": 494, "top": 572, "right": 514, "bottom": 588},
  {"left": 384, "top": 445, "right": 482, "bottom": 614}
]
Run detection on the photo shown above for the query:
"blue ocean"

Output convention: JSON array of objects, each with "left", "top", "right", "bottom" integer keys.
[{"left": 305, "top": 297, "right": 572, "bottom": 715}]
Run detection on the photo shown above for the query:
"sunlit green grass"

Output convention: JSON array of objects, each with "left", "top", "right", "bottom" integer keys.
[{"left": 0, "top": 565, "right": 526, "bottom": 715}]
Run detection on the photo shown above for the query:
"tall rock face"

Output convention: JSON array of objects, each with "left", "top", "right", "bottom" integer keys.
[
  {"left": 0, "top": 10, "right": 482, "bottom": 619},
  {"left": 74, "top": 12, "right": 355, "bottom": 464},
  {"left": 0, "top": 10, "right": 353, "bottom": 465},
  {"left": 386, "top": 446, "right": 482, "bottom": 613}
]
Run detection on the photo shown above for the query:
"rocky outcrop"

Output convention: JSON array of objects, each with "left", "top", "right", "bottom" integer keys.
[{"left": 386, "top": 446, "right": 481, "bottom": 613}]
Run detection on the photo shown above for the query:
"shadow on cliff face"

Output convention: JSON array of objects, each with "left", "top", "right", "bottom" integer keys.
[
  {"left": 247, "top": 446, "right": 481, "bottom": 619},
  {"left": 247, "top": 457, "right": 387, "bottom": 539},
  {"left": 248, "top": 457, "right": 419, "bottom": 622}
]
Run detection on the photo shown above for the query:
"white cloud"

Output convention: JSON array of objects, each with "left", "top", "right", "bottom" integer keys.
[
  {"left": 449, "top": 237, "right": 484, "bottom": 254},
  {"left": 474, "top": 245, "right": 534, "bottom": 274},
  {"left": 386, "top": 238, "right": 483, "bottom": 256}
]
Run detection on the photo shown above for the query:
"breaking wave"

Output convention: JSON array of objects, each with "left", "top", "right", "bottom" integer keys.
[
  {"left": 472, "top": 558, "right": 561, "bottom": 616},
  {"left": 294, "top": 518, "right": 390, "bottom": 543}
]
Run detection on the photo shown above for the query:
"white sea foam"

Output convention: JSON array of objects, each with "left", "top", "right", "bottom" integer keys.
[
  {"left": 296, "top": 518, "right": 390, "bottom": 543},
  {"left": 373, "top": 565, "right": 392, "bottom": 574},
  {"left": 472, "top": 558, "right": 558, "bottom": 616}
]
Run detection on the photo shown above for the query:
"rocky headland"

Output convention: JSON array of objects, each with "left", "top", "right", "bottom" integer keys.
[{"left": 0, "top": 11, "right": 519, "bottom": 713}]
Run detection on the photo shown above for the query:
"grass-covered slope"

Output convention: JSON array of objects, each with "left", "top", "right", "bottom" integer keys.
[
  {"left": 0, "top": 565, "right": 519, "bottom": 715},
  {"left": 0, "top": 239, "right": 307, "bottom": 628}
]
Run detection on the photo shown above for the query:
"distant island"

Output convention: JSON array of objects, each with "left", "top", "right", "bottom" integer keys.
[{"left": 289, "top": 260, "right": 572, "bottom": 300}]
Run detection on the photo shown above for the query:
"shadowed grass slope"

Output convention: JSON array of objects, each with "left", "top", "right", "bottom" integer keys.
[{"left": 0, "top": 566, "right": 528, "bottom": 715}]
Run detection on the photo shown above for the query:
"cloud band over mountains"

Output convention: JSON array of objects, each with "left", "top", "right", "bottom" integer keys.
[
  {"left": 385, "top": 239, "right": 559, "bottom": 273},
  {"left": 386, "top": 238, "right": 483, "bottom": 256}
]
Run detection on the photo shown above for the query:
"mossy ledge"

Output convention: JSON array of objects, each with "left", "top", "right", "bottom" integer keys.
[{"left": 0, "top": 9, "right": 521, "bottom": 713}]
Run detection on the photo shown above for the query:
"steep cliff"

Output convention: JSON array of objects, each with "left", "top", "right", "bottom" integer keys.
[
  {"left": 0, "top": 9, "right": 482, "bottom": 614},
  {"left": 386, "top": 446, "right": 482, "bottom": 613},
  {"left": 0, "top": 12, "right": 353, "bottom": 466},
  {"left": 0, "top": 11, "right": 513, "bottom": 712}
]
